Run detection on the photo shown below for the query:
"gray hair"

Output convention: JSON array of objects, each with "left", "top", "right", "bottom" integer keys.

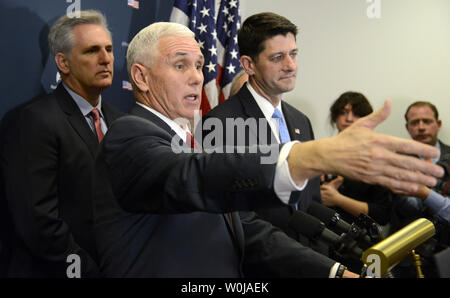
[
  {"left": 126, "top": 22, "right": 195, "bottom": 88},
  {"left": 48, "top": 10, "right": 111, "bottom": 57}
]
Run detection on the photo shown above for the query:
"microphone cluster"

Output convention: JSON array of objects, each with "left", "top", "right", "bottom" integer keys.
[{"left": 288, "top": 202, "right": 436, "bottom": 277}]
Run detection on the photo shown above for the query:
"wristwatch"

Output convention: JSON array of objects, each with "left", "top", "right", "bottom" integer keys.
[{"left": 335, "top": 264, "right": 347, "bottom": 278}]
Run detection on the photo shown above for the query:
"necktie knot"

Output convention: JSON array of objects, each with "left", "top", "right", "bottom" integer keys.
[
  {"left": 272, "top": 108, "right": 283, "bottom": 120},
  {"left": 91, "top": 108, "right": 104, "bottom": 143},
  {"left": 91, "top": 108, "right": 100, "bottom": 121}
]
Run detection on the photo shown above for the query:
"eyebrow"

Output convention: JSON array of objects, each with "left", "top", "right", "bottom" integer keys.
[
  {"left": 269, "top": 48, "right": 298, "bottom": 57},
  {"left": 173, "top": 52, "right": 204, "bottom": 62}
]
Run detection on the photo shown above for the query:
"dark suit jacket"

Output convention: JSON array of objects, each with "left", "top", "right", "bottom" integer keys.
[
  {"left": 439, "top": 140, "right": 450, "bottom": 162},
  {"left": 92, "top": 103, "right": 335, "bottom": 277},
  {"left": 201, "top": 85, "right": 322, "bottom": 242},
  {"left": 0, "top": 84, "right": 123, "bottom": 277}
]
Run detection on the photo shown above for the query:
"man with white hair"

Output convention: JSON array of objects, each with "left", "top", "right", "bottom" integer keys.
[{"left": 92, "top": 22, "right": 442, "bottom": 278}]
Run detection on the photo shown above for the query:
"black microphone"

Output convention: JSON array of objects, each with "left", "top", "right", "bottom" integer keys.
[
  {"left": 288, "top": 210, "right": 363, "bottom": 260},
  {"left": 307, "top": 201, "right": 352, "bottom": 233},
  {"left": 307, "top": 201, "right": 378, "bottom": 247}
]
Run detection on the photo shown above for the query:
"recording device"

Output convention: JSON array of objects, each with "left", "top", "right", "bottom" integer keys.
[
  {"left": 307, "top": 201, "right": 382, "bottom": 248},
  {"left": 361, "top": 218, "right": 435, "bottom": 277},
  {"left": 288, "top": 210, "right": 364, "bottom": 260},
  {"left": 322, "top": 174, "right": 337, "bottom": 184},
  {"left": 434, "top": 154, "right": 450, "bottom": 196}
]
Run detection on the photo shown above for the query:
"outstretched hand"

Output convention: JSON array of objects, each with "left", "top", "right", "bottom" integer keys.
[{"left": 288, "top": 99, "right": 444, "bottom": 194}]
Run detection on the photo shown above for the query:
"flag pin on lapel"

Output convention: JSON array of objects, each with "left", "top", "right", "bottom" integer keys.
[{"left": 294, "top": 128, "right": 301, "bottom": 135}]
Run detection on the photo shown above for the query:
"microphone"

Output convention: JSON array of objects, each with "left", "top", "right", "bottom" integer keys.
[
  {"left": 307, "top": 201, "right": 380, "bottom": 247},
  {"left": 288, "top": 210, "right": 363, "bottom": 260},
  {"left": 361, "top": 218, "right": 435, "bottom": 277},
  {"left": 307, "top": 201, "right": 351, "bottom": 233}
]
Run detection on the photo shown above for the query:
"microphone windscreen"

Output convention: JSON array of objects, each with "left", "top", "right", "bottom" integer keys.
[
  {"left": 307, "top": 201, "right": 338, "bottom": 226},
  {"left": 288, "top": 211, "right": 324, "bottom": 239}
]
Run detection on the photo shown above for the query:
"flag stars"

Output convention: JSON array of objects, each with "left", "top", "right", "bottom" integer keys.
[
  {"left": 205, "top": 61, "right": 216, "bottom": 73},
  {"left": 208, "top": 45, "right": 217, "bottom": 57},
  {"left": 226, "top": 63, "right": 236, "bottom": 74},
  {"left": 200, "top": 6, "right": 210, "bottom": 18},
  {"left": 230, "top": 48, "right": 238, "bottom": 59},
  {"left": 211, "top": 29, "right": 218, "bottom": 41},
  {"left": 197, "top": 23, "right": 207, "bottom": 34},
  {"left": 197, "top": 39, "right": 205, "bottom": 49},
  {"left": 229, "top": 0, "right": 238, "bottom": 8}
]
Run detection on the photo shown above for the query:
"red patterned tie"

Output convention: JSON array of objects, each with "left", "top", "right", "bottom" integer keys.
[
  {"left": 186, "top": 132, "right": 199, "bottom": 150},
  {"left": 91, "top": 108, "right": 104, "bottom": 142}
]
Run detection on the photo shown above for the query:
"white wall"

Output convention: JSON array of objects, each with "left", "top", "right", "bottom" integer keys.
[{"left": 240, "top": 0, "right": 450, "bottom": 144}]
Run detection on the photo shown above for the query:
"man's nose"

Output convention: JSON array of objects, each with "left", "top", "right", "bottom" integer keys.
[
  {"left": 99, "top": 48, "right": 113, "bottom": 64},
  {"left": 283, "top": 55, "right": 297, "bottom": 72},
  {"left": 189, "top": 67, "right": 204, "bottom": 86},
  {"left": 418, "top": 120, "right": 426, "bottom": 130}
]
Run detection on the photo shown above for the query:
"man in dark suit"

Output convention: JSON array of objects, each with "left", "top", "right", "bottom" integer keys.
[
  {"left": 201, "top": 13, "right": 322, "bottom": 244},
  {"left": 92, "top": 21, "right": 443, "bottom": 278},
  {"left": 0, "top": 10, "right": 122, "bottom": 277}
]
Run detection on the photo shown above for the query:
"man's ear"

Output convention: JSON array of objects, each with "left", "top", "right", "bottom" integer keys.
[
  {"left": 130, "top": 63, "right": 149, "bottom": 92},
  {"left": 240, "top": 55, "right": 255, "bottom": 76},
  {"left": 55, "top": 53, "right": 70, "bottom": 75}
]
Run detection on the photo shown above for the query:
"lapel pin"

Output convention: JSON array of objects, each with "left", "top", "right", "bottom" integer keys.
[{"left": 294, "top": 128, "right": 301, "bottom": 135}]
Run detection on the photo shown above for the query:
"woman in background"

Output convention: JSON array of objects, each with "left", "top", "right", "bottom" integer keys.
[{"left": 321, "top": 91, "right": 393, "bottom": 228}]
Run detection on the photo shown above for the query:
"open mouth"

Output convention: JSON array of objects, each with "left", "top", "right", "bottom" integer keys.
[{"left": 185, "top": 94, "right": 199, "bottom": 101}]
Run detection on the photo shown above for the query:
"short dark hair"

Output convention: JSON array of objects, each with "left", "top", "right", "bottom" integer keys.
[
  {"left": 330, "top": 92, "right": 373, "bottom": 127},
  {"left": 238, "top": 12, "right": 298, "bottom": 61},
  {"left": 404, "top": 101, "right": 439, "bottom": 122}
]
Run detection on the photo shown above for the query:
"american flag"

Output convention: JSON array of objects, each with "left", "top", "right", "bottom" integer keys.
[
  {"left": 127, "top": 0, "right": 139, "bottom": 10},
  {"left": 170, "top": 0, "right": 242, "bottom": 115},
  {"left": 122, "top": 80, "right": 133, "bottom": 91}
]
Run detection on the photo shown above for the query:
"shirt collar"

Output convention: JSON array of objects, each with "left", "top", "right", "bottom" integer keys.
[
  {"left": 62, "top": 82, "right": 104, "bottom": 118},
  {"left": 135, "top": 102, "right": 188, "bottom": 142},
  {"left": 246, "top": 82, "right": 284, "bottom": 143},
  {"left": 246, "top": 82, "right": 283, "bottom": 121}
]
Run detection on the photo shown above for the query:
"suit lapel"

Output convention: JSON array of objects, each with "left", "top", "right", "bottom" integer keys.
[
  {"left": 54, "top": 84, "right": 99, "bottom": 157},
  {"left": 238, "top": 86, "right": 276, "bottom": 146},
  {"left": 281, "top": 102, "right": 301, "bottom": 142}
]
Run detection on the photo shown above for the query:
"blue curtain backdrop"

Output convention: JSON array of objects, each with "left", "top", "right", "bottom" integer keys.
[{"left": 0, "top": 0, "right": 175, "bottom": 119}]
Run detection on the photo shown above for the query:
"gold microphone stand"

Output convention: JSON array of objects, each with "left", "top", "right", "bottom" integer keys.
[{"left": 411, "top": 250, "right": 424, "bottom": 278}]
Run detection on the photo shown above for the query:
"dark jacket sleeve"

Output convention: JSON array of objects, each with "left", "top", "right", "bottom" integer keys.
[
  {"left": 102, "top": 116, "right": 293, "bottom": 214},
  {"left": 240, "top": 211, "right": 336, "bottom": 278}
]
